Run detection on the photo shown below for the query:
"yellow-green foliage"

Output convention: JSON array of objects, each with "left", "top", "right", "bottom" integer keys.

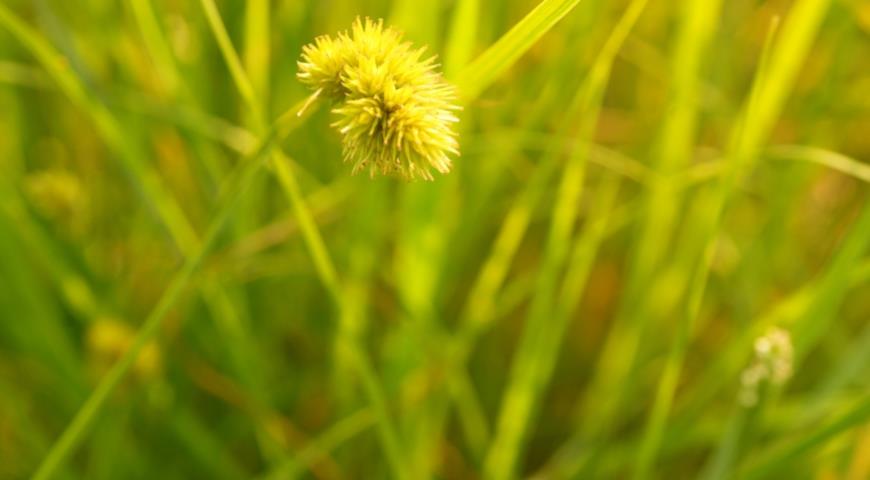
[{"left": 0, "top": 1, "right": 868, "bottom": 479}]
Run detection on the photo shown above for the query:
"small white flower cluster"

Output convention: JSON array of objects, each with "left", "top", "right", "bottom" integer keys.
[{"left": 738, "top": 327, "right": 794, "bottom": 407}]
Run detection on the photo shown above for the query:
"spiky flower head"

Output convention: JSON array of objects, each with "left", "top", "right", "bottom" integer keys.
[{"left": 297, "top": 18, "right": 460, "bottom": 180}]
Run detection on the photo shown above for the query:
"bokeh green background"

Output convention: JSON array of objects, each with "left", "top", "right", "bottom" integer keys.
[{"left": 0, "top": 0, "right": 868, "bottom": 478}]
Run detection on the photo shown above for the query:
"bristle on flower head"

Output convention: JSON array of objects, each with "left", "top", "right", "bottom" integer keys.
[{"left": 297, "top": 17, "right": 460, "bottom": 181}]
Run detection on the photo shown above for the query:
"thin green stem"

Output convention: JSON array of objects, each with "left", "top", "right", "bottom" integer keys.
[
  {"left": 454, "top": 0, "right": 583, "bottom": 99},
  {"left": 0, "top": 4, "right": 302, "bottom": 467},
  {"left": 261, "top": 409, "right": 376, "bottom": 480},
  {"left": 483, "top": 2, "right": 648, "bottom": 477},
  {"left": 197, "top": 0, "right": 263, "bottom": 124},
  {"left": 195, "top": 5, "right": 409, "bottom": 478},
  {"left": 572, "top": 0, "right": 723, "bottom": 461},
  {"left": 740, "top": 397, "right": 870, "bottom": 479},
  {"left": 631, "top": 16, "right": 783, "bottom": 479},
  {"left": 271, "top": 156, "right": 342, "bottom": 300},
  {"left": 32, "top": 131, "right": 280, "bottom": 480},
  {"left": 632, "top": 0, "right": 833, "bottom": 473},
  {"left": 129, "top": 0, "right": 180, "bottom": 94}
]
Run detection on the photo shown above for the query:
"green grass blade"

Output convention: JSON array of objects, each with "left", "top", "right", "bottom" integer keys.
[
  {"left": 573, "top": 0, "right": 723, "bottom": 457},
  {"left": 197, "top": 0, "right": 262, "bottom": 124},
  {"left": 2, "top": 1, "right": 863, "bottom": 478},
  {"left": 792, "top": 202, "right": 870, "bottom": 355},
  {"left": 194, "top": 4, "right": 410, "bottom": 475},
  {"left": 633, "top": 0, "right": 834, "bottom": 473},
  {"left": 444, "top": 0, "right": 480, "bottom": 78},
  {"left": 244, "top": 0, "right": 270, "bottom": 105},
  {"left": 0, "top": 6, "right": 296, "bottom": 467},
  {"left": 129, "top": 0, "right": 180, "bottom": 94},
  {"left": 193, "top": 4, "right": 410, "bottom": 474},
  {"left": 768, "top": 145, "right": 870, "bottom": 184},
  {"left": 453, "top": 0, "right": 583, "bottom": 98},
  {"left": 261, "top": 409, "right": 375, "bottom": 480},
  {"left": 389, "top": 0, "right": 440, "bottom": 47},
  {"left": 483, "top": 2, "right": 648, "bottom": 477},
  {"left": 31, "top": 130, "right": 279, "bottom": 480},
  {"left": 631, "top": 16, "right": 782, "bottom": 480},
  {"left": 739, "top": 397, "right": 870, "bottom": 479},
  {"left": 0, "top": 3, "right": 200, "bottom": 254}
]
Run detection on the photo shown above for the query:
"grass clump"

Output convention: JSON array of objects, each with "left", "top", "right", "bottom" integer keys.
[{"left": 0, "top": 0, "right": 868, "bottom": 479}]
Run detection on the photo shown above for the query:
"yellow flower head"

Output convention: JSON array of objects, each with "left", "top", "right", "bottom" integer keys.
[{"left": 297, "top": 18, "right": 460, "bottom": 180}]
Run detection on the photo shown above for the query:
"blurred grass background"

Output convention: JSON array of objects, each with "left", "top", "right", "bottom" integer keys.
[{"left": 0, "top": 0, "right": 869, "bottom": 478}]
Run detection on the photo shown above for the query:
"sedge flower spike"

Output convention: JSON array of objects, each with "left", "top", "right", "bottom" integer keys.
[{"left": 297, "top": 18, "right": 460, "bottom": 181}]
